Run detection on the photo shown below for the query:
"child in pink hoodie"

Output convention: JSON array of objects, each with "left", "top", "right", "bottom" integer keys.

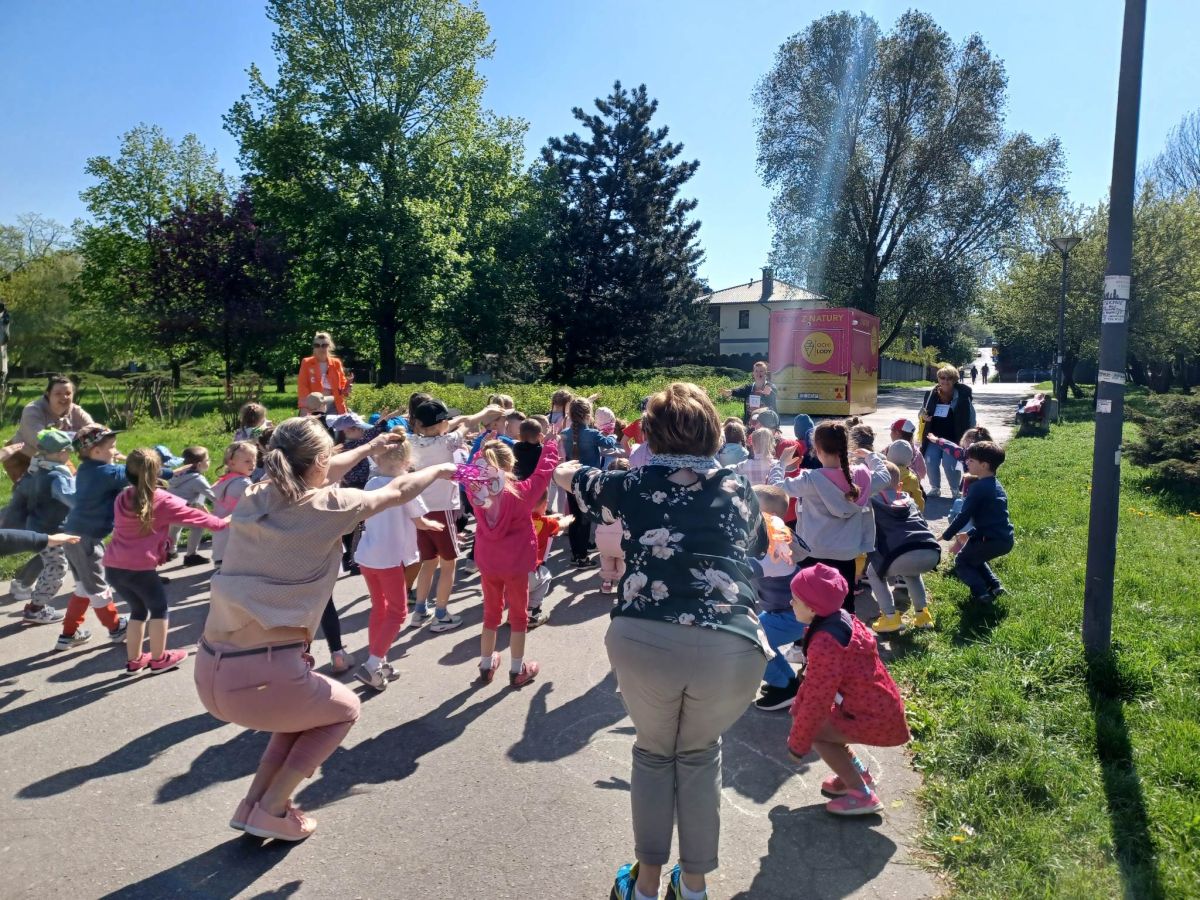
[
  {"left": 104, "top": 448, "right": 228, "bottom": 674},
  {"left": 468, "top": 437, "right": 559, "bottom": 687}
]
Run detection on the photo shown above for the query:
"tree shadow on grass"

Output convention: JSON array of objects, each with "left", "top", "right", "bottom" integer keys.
[
  {"left": 97, "top": 834, "right": 296, "bottom": 898},
  {"left": 1086, "top": 651, "right": 1164, "bottom": 899},
  {"left": 730, "top": 803, "right": 894, "bottom": 899},
  {"left": 20, "top": 711, "right": 226, "bottom": 799}
]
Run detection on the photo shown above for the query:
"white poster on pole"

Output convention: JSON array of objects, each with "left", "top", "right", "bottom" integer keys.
[
  {"left": 1098, "top": 369, "right": 1126, "bottom": 385},
  {"left": 1097, "top": 399, "right": 1112, "bottom": 413},
  {"left": 1102, "top": 275, "right": 1130, "bottom": 324}
]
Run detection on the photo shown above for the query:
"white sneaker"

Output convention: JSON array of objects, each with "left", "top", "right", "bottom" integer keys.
[
  {"left": 428, "top": 613, "right": 463, "bottom": 633},
  {"left": 11, "top": 581, "right": 33, "bottom": 602},
  {"left": 22, "top": 605, "right": 64, "bottom": 625},
  {"left": 354, "top": 664, "right": 387, "bottom": 692}
]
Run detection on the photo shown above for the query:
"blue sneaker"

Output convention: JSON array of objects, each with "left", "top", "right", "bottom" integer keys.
[
  {"left": 610, "top": 862, "right": 641, "bottom": 900},
  {"left": 664, "top": 865, "right": 706, "bottom": 900}
]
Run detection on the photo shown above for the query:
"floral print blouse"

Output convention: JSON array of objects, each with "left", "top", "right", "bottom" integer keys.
[{"left": 572, "top": 464, "right": 772, "bottom": 656}]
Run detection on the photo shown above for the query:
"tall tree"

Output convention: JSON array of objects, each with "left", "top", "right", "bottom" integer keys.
[
  {"left": 1150, "top": 109, "right": 1200, "bottom": 196},
  {"left": 754, "top": 11, "right": 1062, "bottom": 351},
  {"left": 227, "top": 0, "right": 520, "bottom": 383},
  {"left": 143, "top": 192, "right": 291, "bottom": 391},
  {"left": 75, "top": 124, "right": 226, "bottom": 381},
  {"left": 538, "top": 82, "right": 713, "bottom": 380}
]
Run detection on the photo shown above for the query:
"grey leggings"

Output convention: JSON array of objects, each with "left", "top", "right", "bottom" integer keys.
[
  {"left": 605, "top": 616, "right": 766, "bottom": 874},
  {"left": 868, "top": 548, "right": 941, "bottom": 615},
  {"left": 106, "top": 567, "right": 169, "bottom": 620}
]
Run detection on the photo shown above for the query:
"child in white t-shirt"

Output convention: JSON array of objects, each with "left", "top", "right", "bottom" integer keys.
[
  {"left": 354, "top": 431, "right": 446, "bottom": 690},
  {"left": 408, "top": 398, "right": 503, "bottom": 631}
]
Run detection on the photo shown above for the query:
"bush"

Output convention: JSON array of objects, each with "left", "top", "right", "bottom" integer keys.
[{"left": 1127, "top": 394, "right": 1200, "bottom": 487}]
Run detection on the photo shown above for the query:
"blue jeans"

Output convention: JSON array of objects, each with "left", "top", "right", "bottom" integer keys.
[
  {"left": 954, "top": 534, "right": 1014, "bottom": 596},
  {"left": 924, "top": 443, "right": 962, "bottom": 497},
  {"left": 758, "top": 609, "right": 808, "bottom": 687}
]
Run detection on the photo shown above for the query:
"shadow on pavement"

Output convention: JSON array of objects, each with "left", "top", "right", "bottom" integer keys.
[
  {"left": 157, "top": 726, "right": 270, "bottom": 803},
  {"left": 731, "top": 803, "right": 895, "bottom": 900},
  {"left": 97, "top": 834, "right": 296, "bottom": 898},
  {"left": 295, "top": 684, "right": 510, "bottom": 808},
  {"left": 0, "top": 671, "right": 142, "bottom": 735},
  {"left": 20, "top": 711, "right": 226, "bottom": 799},
  {"left": 506, "top": 672, "right": 624, "bottom": 763}
]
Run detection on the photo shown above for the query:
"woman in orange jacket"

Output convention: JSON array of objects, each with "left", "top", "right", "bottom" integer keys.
[{"left": 297, "top": 332, "right": 352, "bottom": 414}]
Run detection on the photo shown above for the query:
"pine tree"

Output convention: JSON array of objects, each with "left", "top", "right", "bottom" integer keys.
[{"left": 539, "top": 82, "right": 713, "bottom": 380}]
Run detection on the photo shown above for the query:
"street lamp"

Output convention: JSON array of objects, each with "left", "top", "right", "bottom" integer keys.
[{"left": 1047, "top": 235, "right": 1081, "bottom": 413}]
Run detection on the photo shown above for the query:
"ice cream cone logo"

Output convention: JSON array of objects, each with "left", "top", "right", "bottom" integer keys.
[{"left": 802, "top": 332, "right": 835, "bottom": 366}]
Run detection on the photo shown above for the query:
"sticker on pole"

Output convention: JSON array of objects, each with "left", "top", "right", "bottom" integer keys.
[
  {"left": 1097, "top": 399, "right": 1112, "bottom": 413},
  {"left": 1102, "top": 275, "right": 1130, "bottom": 323},
  {"left": 1097, "top": 369, "right": 1126, "bottom": 385}
]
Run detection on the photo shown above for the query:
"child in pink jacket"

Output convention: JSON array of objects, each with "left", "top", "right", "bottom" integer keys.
[
  {"left": 104, "top": 448, "right": 228, "bottom": 674},
  {"left": 468, "top": 437, "right": 559, "bottom": 687}
]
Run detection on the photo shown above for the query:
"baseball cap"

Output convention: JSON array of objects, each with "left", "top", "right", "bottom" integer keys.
[
  {"left": 73, "top": 424, "right": 119, "bottom": 454},
  {"left": 753, "top": 408, "right": 781, "bottom": 430},
  {"left": 891, "top": 418, "right": 917, "bottom": 435},
  {"left": 413, "top": 399, "right": 451, "bottom": 428},
  {"left": 790, "top": 563, "right": 848, "bottom": 617},
  {"left": 35, "top": 428, "right": 73, "bottom": 454},
  {"left": 331, "top": 412, "right": 368, "bottom": 432}
]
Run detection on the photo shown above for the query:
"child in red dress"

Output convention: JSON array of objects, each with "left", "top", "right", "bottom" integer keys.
[{"left": 787, "top": 563, "right": 910, "bottom": 815}]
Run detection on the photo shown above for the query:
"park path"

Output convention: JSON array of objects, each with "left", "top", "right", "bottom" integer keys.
[{"left": 0, "top": 362, "right": 1036, "bottom": 899}]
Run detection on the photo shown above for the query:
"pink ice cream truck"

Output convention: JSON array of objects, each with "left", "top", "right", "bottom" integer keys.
[{"left": 768, "top": 308, "right": 880, "bottom": 415}]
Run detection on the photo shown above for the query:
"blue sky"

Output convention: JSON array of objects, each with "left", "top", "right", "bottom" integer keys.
[{"left": 2, "top": 1, "right": 1196, "bottom": 290}]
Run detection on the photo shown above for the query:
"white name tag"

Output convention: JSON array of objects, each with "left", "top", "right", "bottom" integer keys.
[
  {"left": 748, "top": 394, "right": 763, "bottom": 409},
  {"left": 934, "top": 403, "right": 951, "bottom": 418}
]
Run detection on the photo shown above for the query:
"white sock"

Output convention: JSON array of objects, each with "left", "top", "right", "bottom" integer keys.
[
  {"left": 510, "top": 656, "right": 523, "bottom": 674},
  {"left": 635, "top": 887, "right": 657, "bottom": 900},
  {"left": 679, "top": 881, "right": 706, "bottom": 900},
  {"left": 365, "top": 654, "right": 383, "bottom": 672},
  {"left": 480, "top": 654, "right": 495, "bottom": 670}
]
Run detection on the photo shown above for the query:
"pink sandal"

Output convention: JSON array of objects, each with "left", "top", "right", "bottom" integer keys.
[
  {"left": 243, "top": 802, "right": 317, "bottom": 841},
  {"left": 821, "top": 769, "right": 875, "bottom": 796}
]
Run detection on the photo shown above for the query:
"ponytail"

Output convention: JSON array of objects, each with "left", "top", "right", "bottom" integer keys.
[
  {"left": 125, "top": 448, "right": 163, "bottom": 535},
  {"left": 567, "top": 398, "right": 592, "bottom": 461},
  {"left": 264, "top": 416, "right": 334, "bottom": 503},
  {"left": 813, "top": 421, "right": 859, "bottom": 502}
]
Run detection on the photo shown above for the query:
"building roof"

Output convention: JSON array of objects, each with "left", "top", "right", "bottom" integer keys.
[{"left": 702, "top": 277, "right": 826, "bottom": 305}]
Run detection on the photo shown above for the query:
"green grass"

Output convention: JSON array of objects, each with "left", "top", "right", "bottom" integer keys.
[
  {"left": 889, "top": 403, "right": 1200, "bottom": 898},
  {"left": 880, "top": 379, "right": 934, "bottom": 390}
]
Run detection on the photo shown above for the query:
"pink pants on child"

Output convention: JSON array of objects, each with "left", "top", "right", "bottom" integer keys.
[
  {"left": 600, "top": 555, "right": 626, "bottom": 582},
  {"left": 359, "top": 564, "right": 410, "bottom": 658},
  {"left": 481, "top": 572, "right": 529, "bottom": 633},
  {"left": 194, "top": 640, "right": 360, "bottom": 777}
]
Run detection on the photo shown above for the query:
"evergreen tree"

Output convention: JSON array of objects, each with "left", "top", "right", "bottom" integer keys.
[{"left": 539, "top": 82, "right": 713, "bottom": 380}]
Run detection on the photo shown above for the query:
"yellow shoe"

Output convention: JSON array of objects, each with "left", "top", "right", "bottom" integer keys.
[
  {"left": 871, "top": 612, "right": 904, "bottom": 633},
  {"left": 911, "top": 608, "right": 934, "bottom": 630}
]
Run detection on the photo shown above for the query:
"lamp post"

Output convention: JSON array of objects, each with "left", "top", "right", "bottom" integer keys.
[{"left": 1047, "top": 235, "right": 1081, "bottom": 414}]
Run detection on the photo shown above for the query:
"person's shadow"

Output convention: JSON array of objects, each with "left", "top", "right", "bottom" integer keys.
[
  {"left": 731, "top": 803, "right": 896, "bottom": 899},
  {"left": 97, "top": 835, "right": 296, "bottom": 898},
  {"left": 294, "top": 684, "right": 510, "bottom": 809},
  {"left": 506, "top": 672, "right": 625, "bottom": 763}
]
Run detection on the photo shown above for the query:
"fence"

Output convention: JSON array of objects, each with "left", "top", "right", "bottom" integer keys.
[{"left": 881, "top": 356, "right": 929, "bottom": 383}]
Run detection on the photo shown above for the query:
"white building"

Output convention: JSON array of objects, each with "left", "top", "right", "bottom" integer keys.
[{"left": 704, "top": 267, "right": 827, "bottom": 357}]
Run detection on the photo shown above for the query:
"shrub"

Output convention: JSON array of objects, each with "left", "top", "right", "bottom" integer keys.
[{"left": 1127, "top": 394, "right": 1200, "bottom": 487}]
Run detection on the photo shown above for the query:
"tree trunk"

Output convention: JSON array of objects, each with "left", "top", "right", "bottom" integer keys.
[
  {"left": 377, "top": 315, "right": 398, "bottom": 386},
  {"left": 275, "top": 370, "right": 285, "bottom": 393},
  {"left": 169, "top": 359, "right": 181, "bottom": 389},
  {"left": 1127, "top": 355, "right": 1147, "bottom": 387}
]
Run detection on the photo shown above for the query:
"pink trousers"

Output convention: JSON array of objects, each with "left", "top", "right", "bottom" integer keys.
[
  {"left": 360, "top": 564, "right": 410, "bottom": 657},
  {"left": 480, "top": 572, "right": 529, "bottom": 632},
  {"left": 194, "top": 640, "right": 360, "bottom": 777}
]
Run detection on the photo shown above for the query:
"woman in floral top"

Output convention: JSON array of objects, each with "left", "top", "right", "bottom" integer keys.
[{"left": 555, "top": 382, "right": 769, "bottom": 900}]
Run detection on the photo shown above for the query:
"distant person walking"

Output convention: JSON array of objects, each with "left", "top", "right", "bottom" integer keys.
[
  {"left": 969, "top": 365, "right": 978, "bottom": 385},
  {"left": 981, "top": 363, "right": 990, "bottom": 384}
]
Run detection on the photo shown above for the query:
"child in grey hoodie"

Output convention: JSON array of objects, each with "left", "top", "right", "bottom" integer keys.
[
  {"left": 769, "top": 420, "right": 891, "bottom": 613},
  {"left": 168, "top": 446, "right": 216, "bottom": 566}
]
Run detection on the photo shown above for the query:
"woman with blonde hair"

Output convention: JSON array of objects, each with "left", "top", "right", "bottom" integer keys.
[
  {"left": 918, "top": 365, "right": 976, "bottom": 499},
  {"left": 297, "top": 331, "right": 352, "bottom": 414},
  {"left": 555, "top": 382, "right": 770, "bottom": 900},
  {"left": 193, "top": 416, "right": 456, "bottom": 841}
]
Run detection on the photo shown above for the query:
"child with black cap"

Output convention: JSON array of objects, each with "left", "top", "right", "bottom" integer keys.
[{"left": 408, "top": 397, "right": 504, "bottom": 630}]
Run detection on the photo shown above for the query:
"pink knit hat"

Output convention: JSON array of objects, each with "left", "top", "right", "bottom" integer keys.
[{"left": 790, "top": 564, "right": 848, "bottom": 617}]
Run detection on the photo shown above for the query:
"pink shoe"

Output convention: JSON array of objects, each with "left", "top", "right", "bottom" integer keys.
[
  {"left": 821, "top": 769, "right": 875, "bottom": 797},
  {"left": 825, "top": 787, "right": 883, "bottom": 816},
  {"left": 148, "top": 648, "right": 187, "bottom": 673},
  {"left": 125, "top": 652, "right": 152, "bottom": 674},
  {"left": 509, "top": 660, "right": 540, "bottom": 687},
  {"left": 229, "top": 798, "right": 254, "bottom": 831},
  {"left": 475, "top": 652, "right": 501, "bottom": 685},
  {"left": 243, "top": 802, "right": 317, "bottom": 841}
]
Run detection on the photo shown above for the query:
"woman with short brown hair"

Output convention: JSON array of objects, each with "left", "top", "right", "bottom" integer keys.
[{"left": 554, "top": 381, "right": 769, "bottom": 900}]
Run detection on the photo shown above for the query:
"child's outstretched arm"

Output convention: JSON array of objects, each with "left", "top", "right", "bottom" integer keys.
[
  {"left": 325, "top": 432, "right": 404, "bottom": 484},
  {"left": 364, "top": 462, "right": 457, "bottom": 514}
]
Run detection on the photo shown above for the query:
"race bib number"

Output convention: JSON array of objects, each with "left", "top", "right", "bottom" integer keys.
[
  {"left": 748, "top": 394, "right": 763, "bottom": 409},
  {"left": 934, "top": 403, "right": 951, "bottom": 418}
]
